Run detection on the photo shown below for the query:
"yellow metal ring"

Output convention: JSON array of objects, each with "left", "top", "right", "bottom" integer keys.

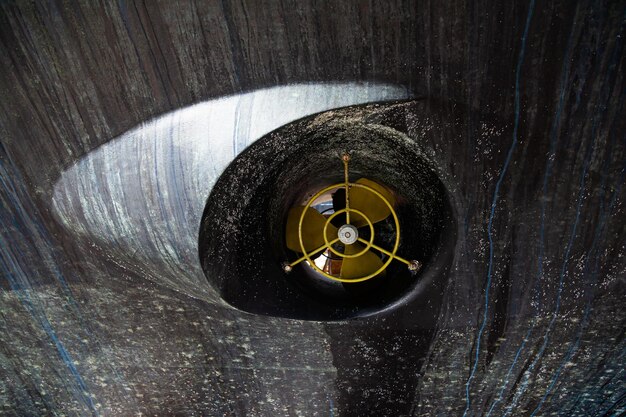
[
  {"left": 297, "top": 181, "right": 401, "bottom": 283},
  {"left": 341, "top": 183, "right": 401, "bottom": 282},
  {"left": 322, "top": 208, "right": 374, "bottom": 258}
]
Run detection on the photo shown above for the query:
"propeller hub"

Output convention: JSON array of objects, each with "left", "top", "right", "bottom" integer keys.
[{"left": 338, "top": 224, "right": 359, "bottom": 245}]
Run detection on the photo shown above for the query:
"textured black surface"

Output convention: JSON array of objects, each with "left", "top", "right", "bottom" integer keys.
[
  {"left": 0, "top": 1, "right": 625, "bottom": 416},
  {"left": 199, "top": 102, "right": 454, "bottom": 320}
]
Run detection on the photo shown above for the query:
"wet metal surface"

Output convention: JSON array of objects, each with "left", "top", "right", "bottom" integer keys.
[
  {"left": 51, "top": 83, "right": 409, "bottom": 302},
  {"left": 0, "top": 1, "right": 624, "bottom": 416}
]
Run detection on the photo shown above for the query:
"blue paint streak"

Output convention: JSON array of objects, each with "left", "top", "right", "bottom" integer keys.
[
  {"left": 0, "top": 244, "right": 98, "bottom": 415},
  {"left": 0, "top": 153, "right": 81, "bottom": 312},
  {"left": 585, "top": 347, "right": 626, "bottom": 415},
  {"left": 541, "top": 159, "right": 625, "bottom": 416},
  {"left": 532, "top": 146, "right": 625, "bottom": 405},
  {"left": 485, "top": 324, "right": 534, "bottom": 417},
  {"left": 502, "top": 4, "right": 623, "bottom": 413},
  {"left": 504, "top": 101, "right": 596, "bottom": 417},
  {"left": 568, "top": 189, "right": 624, "bottom": 414},
  {"left": 603, "top": 388, "right": 626, "bottom": 417},
  {"left": 528, "top": 14, "right": 625, "bottom": 414},
  {"left": 0, "top": 146, "right": 99, "bottom": 415},
  {"left": 485, "top": 7, "right": 579, "bottom": 414},
  {"left": 462, "top": 2, "right": 535, "bottom": 415}
]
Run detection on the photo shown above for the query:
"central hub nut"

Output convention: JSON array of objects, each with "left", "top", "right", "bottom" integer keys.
[{"left": 338, "top": 224, "right": 359, "bottom": 245}]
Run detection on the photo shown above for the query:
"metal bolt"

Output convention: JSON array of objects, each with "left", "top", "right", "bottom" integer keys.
[{"left": 408, "top": 260, "right": 422, "bottom": 272}]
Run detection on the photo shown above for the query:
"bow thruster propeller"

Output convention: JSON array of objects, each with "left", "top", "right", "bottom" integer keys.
[{"left": 284, "top": 154, "right": 421, "bottom": 282}]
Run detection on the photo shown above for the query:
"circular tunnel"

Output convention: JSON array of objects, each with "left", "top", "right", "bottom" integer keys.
[{"left": 199, "top": 103, "right": 456, "bottom": 320}]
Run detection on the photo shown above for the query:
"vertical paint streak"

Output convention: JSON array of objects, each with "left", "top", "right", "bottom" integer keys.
[
  {"left": 485, "top": 7, "right": 580, "bottom": 414},
  {"left": 532, "top": 51, "right": 625, "bottom": 414},
  {"left": 232, "top": 94, "right": 243, "bottom": 156},
  {"left": 509, "top": 9, "right": 624, "bottom": 412},
  {"left": 462, "top": 2, "right": 535, "bottom": 415},
  {"left": 485, "top": 325, "right": 533, "bottom": 416},
  {"left": 601, "top": 390, "right": 626, "bottom": 417},
  {"left": 0, "top": 151, "right": 99, "bottom": 415},
  {"left": 504, "top": 105, "right": 596, "bottom": 417},
  {"left": 530, "top": 194, "right": 615, "bottom": 417},
  {"left": 591, "top": 346, "right": 626, "bottom": 416},
  {"left": 218, "top": 0, "right": 243, "bottom": 89},
  {"left": 580, "top": 347, "right": 626, "bottom": 415}
]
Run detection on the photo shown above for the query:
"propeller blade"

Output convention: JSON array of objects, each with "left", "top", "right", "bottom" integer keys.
[
  {"left": 340, "top": 243, "right": 385, "bottom": 280},
  {"left": 285, "top": 206, "right": 337, "bottom": 253},
  {"left": 349, "top": 178, "right": 396, "bottom": 227}
]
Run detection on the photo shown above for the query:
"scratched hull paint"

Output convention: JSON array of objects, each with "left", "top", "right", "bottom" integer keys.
[
  {"left": 0, "top": 1, "right": 624, "bottom": 416},
  {"left": 51, "top": 83, "right": 410, "bottom": 302}
]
